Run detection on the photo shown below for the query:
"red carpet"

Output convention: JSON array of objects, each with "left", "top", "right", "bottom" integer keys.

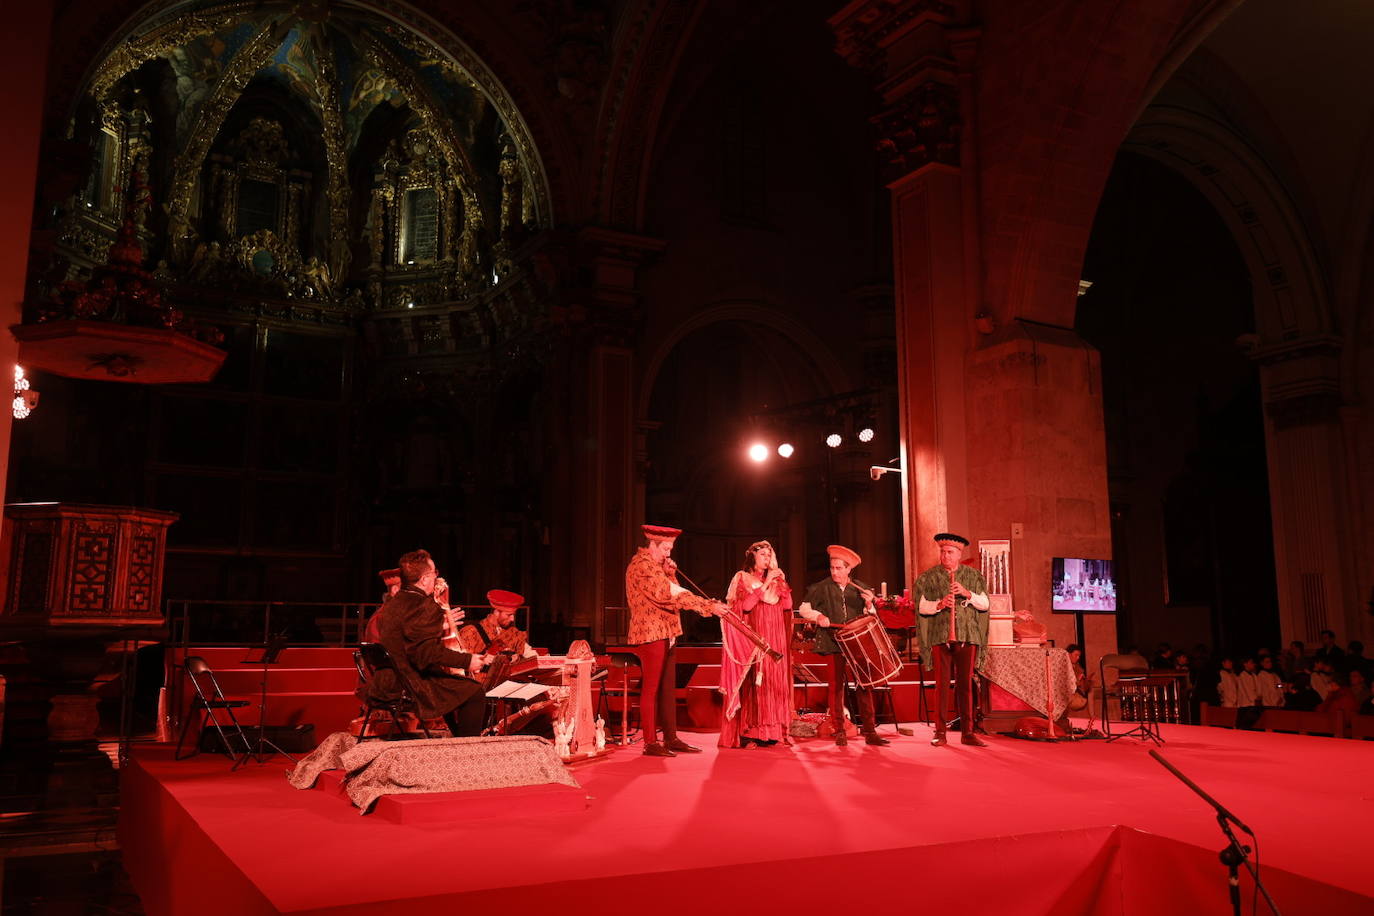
[{"left": 120, "top": 722, "right": 1373, "bottom": 915}]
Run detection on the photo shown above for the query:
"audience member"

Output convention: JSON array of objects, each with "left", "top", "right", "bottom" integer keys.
[
  {"left": 1316, "top": 671, "right": 1358, "bottom": 719},
  {"left": 1310, "top": 658, "right": 1335, "bottom": 698},
  {"left": 1236, "top": 656, "right": 1264, "bottom": 728},
  {"left": 1313, "top": 629, "right": 1344, "bottom": 663},
  {"left": 1281, "top": 641, "right": 1309, "bottom": 678},
  {"left": 1284, "top": 672, "right": 1322, "bottom": 711},
  {"left": 1348, "top": 667, "right": 1370, "bottom": 710},
  {"left": 1217, "top": 657, "right": 1240, "bottom": 708},
  {"left": 1256, "top": 655, "right": 1285, "bottom": 708},
  {"left": 1150, "top": 642, "right": 1176, "bottom": 669}
]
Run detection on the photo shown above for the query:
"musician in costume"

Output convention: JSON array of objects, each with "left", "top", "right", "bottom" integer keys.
[
  {"left": 456, "top": 589, "right": 539, "bottom": 660},
  {"left": 719, "top": 540, "right": 793, "bottom": 748},
  {"left": 796, "top": 545, "right": 890, "bottom": 747},
  {"left": 362, "top": 567, "right": 403, "bottom": 642},
  {"left": 915, "top": 532, "right": 990, "bottom": 747},
  {"left": 624, "top": 525, "right": 727, "bottom": 757},
  {"left": 364, "top": 549, "right": 492, "bottom": 737}
]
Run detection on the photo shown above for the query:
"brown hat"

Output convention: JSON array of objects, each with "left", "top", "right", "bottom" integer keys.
[
  {"left": 827, "top": 544, "right": 861, "bottom": 568},
  {"left": 377, "top": 568, "right": 401, "bottom": 585},
  {"left": 487, "top": 589, "right": 524, "bottom": 608},
  {"left": 642, "top": 524, "right": 683, "bottom": 542},
  {"left": 934, "top": 533, "right": 969, "bottom": 547}
]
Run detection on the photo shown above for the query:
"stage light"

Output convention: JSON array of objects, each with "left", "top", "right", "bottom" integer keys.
[
  {"left": 777, "top": 442, "right": 794, "bottom": 458},
  {"left": 826, "top": 433, "right": 842, "bottom": 448},
  {"left": 858, "top": 427, "right": 874, "bottom": 443},
  {"left": 748, "top": 442, "right": 770, "bottom": 463}
]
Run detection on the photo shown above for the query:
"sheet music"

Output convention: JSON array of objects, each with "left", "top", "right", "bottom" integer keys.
[{"left": 486, "top": 680, "right": 549, "bottom": 700}]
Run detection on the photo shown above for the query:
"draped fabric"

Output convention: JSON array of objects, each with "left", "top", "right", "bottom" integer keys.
[
  {"left": 718, "top": 570, "right": 793, "bottom": 746},
  {"left": 288, "top": 732, "right": 580, "bottom": 814}
]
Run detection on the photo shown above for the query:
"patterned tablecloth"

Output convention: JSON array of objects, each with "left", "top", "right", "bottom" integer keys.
[
  {"left": 982, "top": 646, "right": 1077, "bottom": 717},
  {"left": 288, "top": 732, "right": 580, "bottom": 814}
]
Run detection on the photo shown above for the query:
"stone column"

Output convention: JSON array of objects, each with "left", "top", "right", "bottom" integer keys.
[
  {"left": 833, "top": 1, "right": 1115, "bottom": 656},
  {"left": 0, "top": 0, "right": 53, "bottom": 516},
  {"left": 566, "top": 227, "right": 665, "bottom": 643},
  {"left": 1253, "top": 336, "right": 1361, "bottom": 646}
]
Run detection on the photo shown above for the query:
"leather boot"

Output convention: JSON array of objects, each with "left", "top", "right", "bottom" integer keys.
[
  {"left": 864, "top": 733, "right": 890, "bottom": 746},
  {"left": 665, "top": 737, "right": 702, "bottom": 753},
  {"left": 642, "top": 742, "right": 676, "bottom": 757},
  {"left": 834, "top": 731, "right": 849, "bottom": 746},
  {"left": 931, "top": 729, "right": 947, "bottom": 747},
  {"left": 960, "top": 732, "right": 988, "bottom": 747}
]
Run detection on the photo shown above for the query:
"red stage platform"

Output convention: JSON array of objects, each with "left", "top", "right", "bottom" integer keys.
[{"left": 120, "top": 723, "right": 1373, "bottom": 915}]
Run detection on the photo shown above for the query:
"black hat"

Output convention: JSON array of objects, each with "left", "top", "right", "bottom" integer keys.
[{"left": 933, "top": 532, "right": 969, "bottom": 547}]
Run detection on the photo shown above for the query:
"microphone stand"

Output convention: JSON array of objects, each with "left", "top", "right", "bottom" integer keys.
[{"left": 1149, "top": 750, "right": 1281, "bottom": 916}]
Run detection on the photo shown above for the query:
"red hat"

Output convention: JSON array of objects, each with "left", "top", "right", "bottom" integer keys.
[
  {"left": 641, "top": 524, "right": 683, "bottom": 541},
  {"left": 377, "top": 568, "right": 401, "bottom": 584},
  {"left": 827, "top": 544, "right": 861, "bottom": 568},
  {"left": 487, "top": 589, "right": 524, "bottom": 608}
]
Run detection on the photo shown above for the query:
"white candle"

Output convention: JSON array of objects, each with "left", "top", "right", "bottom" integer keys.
[{"left": 881, "top": 581, "right": 887, "bottom": 598}]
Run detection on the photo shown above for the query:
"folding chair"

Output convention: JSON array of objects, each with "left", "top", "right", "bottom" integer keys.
[
  {"left": 356, "top": 642, "right": 432, "bottom": 740},
  {"left": 175, "top": 656, "right": 254, "bottom": 761}
]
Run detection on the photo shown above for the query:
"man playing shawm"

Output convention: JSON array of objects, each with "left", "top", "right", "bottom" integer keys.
[{"left": 915, "top": 533, "right": 990, "bottom": 747}]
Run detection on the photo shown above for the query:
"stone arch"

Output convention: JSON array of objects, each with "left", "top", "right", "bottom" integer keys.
[
  {"left": 1121, "top": 104, "right": 1358, "bottom": 646},
  {"left": 637, "top": 300, "right": 853, "bottom": 419},
  {"left": 1124, "top": 106, "right": 1333, "bottom": 342}
]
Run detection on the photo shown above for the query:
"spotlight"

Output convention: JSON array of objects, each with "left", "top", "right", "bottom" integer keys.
[
  {"left": 825, "top": 433, "right": 842, "bottom": 448},
  {"left": 858, "top": 427, "right": 875, "bottom": 443},
  {"left": 777, "top": 442, "right": 794, "bottom": 458},
  {"left": 748, "top": 443, "right": 770, "bottom": 463}
]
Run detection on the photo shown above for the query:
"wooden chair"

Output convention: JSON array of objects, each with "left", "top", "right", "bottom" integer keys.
[
  {"left": 595, "top": 652, "right": 641, "bottom": 747},
  {"left": 1254, "top": 708, "right": 1344, "bottom": 737},
  {"left": 1200, "top": 702, "right": 1239, "bottom": 729}
]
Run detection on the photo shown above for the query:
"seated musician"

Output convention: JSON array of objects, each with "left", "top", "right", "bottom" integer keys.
[
  {"left": 362, "top": 567, "right": 402, "bottom": 643},
  {"left": 456, "top": 589, "right": 539, "bottom": 661},
  {"left": 363, "top": 549, "right": 493, "bottom": 737}
]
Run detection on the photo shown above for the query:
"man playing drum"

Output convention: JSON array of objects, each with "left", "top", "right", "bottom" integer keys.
[
  {"left": 796, "top": 545, "right": 890, "bottom": 747},
  {"left": 915, "top": 533, "right": 991, "bottom": 747}
]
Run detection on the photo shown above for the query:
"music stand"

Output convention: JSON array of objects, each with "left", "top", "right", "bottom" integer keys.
[{"left": 233, "top": 632, "right": 297, "bottom": 771}]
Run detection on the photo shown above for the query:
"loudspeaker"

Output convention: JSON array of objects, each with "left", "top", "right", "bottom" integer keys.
[{"left": 201, "top": 723, "right": 315, "bottom": 753}]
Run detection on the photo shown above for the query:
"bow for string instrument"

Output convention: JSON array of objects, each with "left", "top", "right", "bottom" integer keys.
[{"left": 666, "top": 559, "right": 784, "bottom": 663}]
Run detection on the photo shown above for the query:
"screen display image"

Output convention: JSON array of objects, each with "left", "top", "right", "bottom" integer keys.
[{"left": 1052, "top": 557, "right": 1117, "bottom": 613}]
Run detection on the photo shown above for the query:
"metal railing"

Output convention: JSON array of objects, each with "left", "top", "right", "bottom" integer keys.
[{"left": 166, "top": 599, "right": 379, "bottom": 647}]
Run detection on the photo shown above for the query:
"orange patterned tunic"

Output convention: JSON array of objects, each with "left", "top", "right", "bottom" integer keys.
[
  {"left": 624, "top": 548, "right": 717, "bottom": 645},
  {"left": 455, "top": 617, "right": 530, "bottom": 657}
]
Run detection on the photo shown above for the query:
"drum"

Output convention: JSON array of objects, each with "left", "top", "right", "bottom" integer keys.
[{"left": 835, "top": 614, "right": 902, "bottom": 687}]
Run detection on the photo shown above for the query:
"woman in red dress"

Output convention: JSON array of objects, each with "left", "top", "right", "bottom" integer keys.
[{"left": 719, "top": 540, "right": 793, "bottom": 747}]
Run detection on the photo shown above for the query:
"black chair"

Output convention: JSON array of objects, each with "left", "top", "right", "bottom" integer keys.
[
  {"left": 175, "top": 656, "right": 254, "bottom": 761},
  {"left": 356, "top": 642, "right": 432, "bottom": 740}
]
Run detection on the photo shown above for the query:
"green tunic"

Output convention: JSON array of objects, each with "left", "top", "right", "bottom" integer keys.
[
  {"left": 800, "top": 577, "right": 873, "bottom": 656},
  {"left": 914, "top": 564, "right": 991, "bottom": 673}
]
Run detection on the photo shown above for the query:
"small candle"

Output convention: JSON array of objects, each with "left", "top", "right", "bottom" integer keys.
[{"left": 881, "top": 581, "right": 887, "bottom": 598}]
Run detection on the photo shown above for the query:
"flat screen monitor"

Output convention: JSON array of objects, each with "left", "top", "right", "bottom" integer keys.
[{"left": 1051, "top": 557, "right": 1117, "bottom": 613}]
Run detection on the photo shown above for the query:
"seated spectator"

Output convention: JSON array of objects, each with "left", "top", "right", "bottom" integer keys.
[
  {"left": 1284, "top": 672, "right": 1322, "bottom": 711},
  {"left": 1316, "top": 671, "right": 1358, "bottom": 719},
  {"left": 1064, "top": 643, "right": 1092, "bottom": 714},
  {"left": 1236, "top": 657, "right": 1264, "bottom": 728},
  {"left": 1256, "top": 655, "right": 1285, "bottom": 708},
  {"left": 1217, "top": 657, "right": 1240, "bottom": 708},
  {"left": 1349, "top": 667, "right": 1370, "bottom": 709},
  {"left": 1313, "top": 629, "right": 1344, "bottom": 664},
  {"left": 1342, "top": 640, "right": 1368, "bottom": 677},
  {"left": 1150, "top": 642, "right": 1177, "bottom": 670},
  {"left": 1281, "top": 641, "right": 1309, "bottom": 678},
  {"left": 1310, "top": 658, "right": 1335, "bottom": 698}
]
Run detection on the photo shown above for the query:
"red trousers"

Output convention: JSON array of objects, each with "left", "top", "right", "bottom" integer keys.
[
  {"left": 827, "top": 653, "right": 877, "bottom": 734},
  {"left": 636, "top": 638, "right": 679, "bottom": 745},
  {"left": 930, "top": 641, "right": 978, "bottom": 734}
]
